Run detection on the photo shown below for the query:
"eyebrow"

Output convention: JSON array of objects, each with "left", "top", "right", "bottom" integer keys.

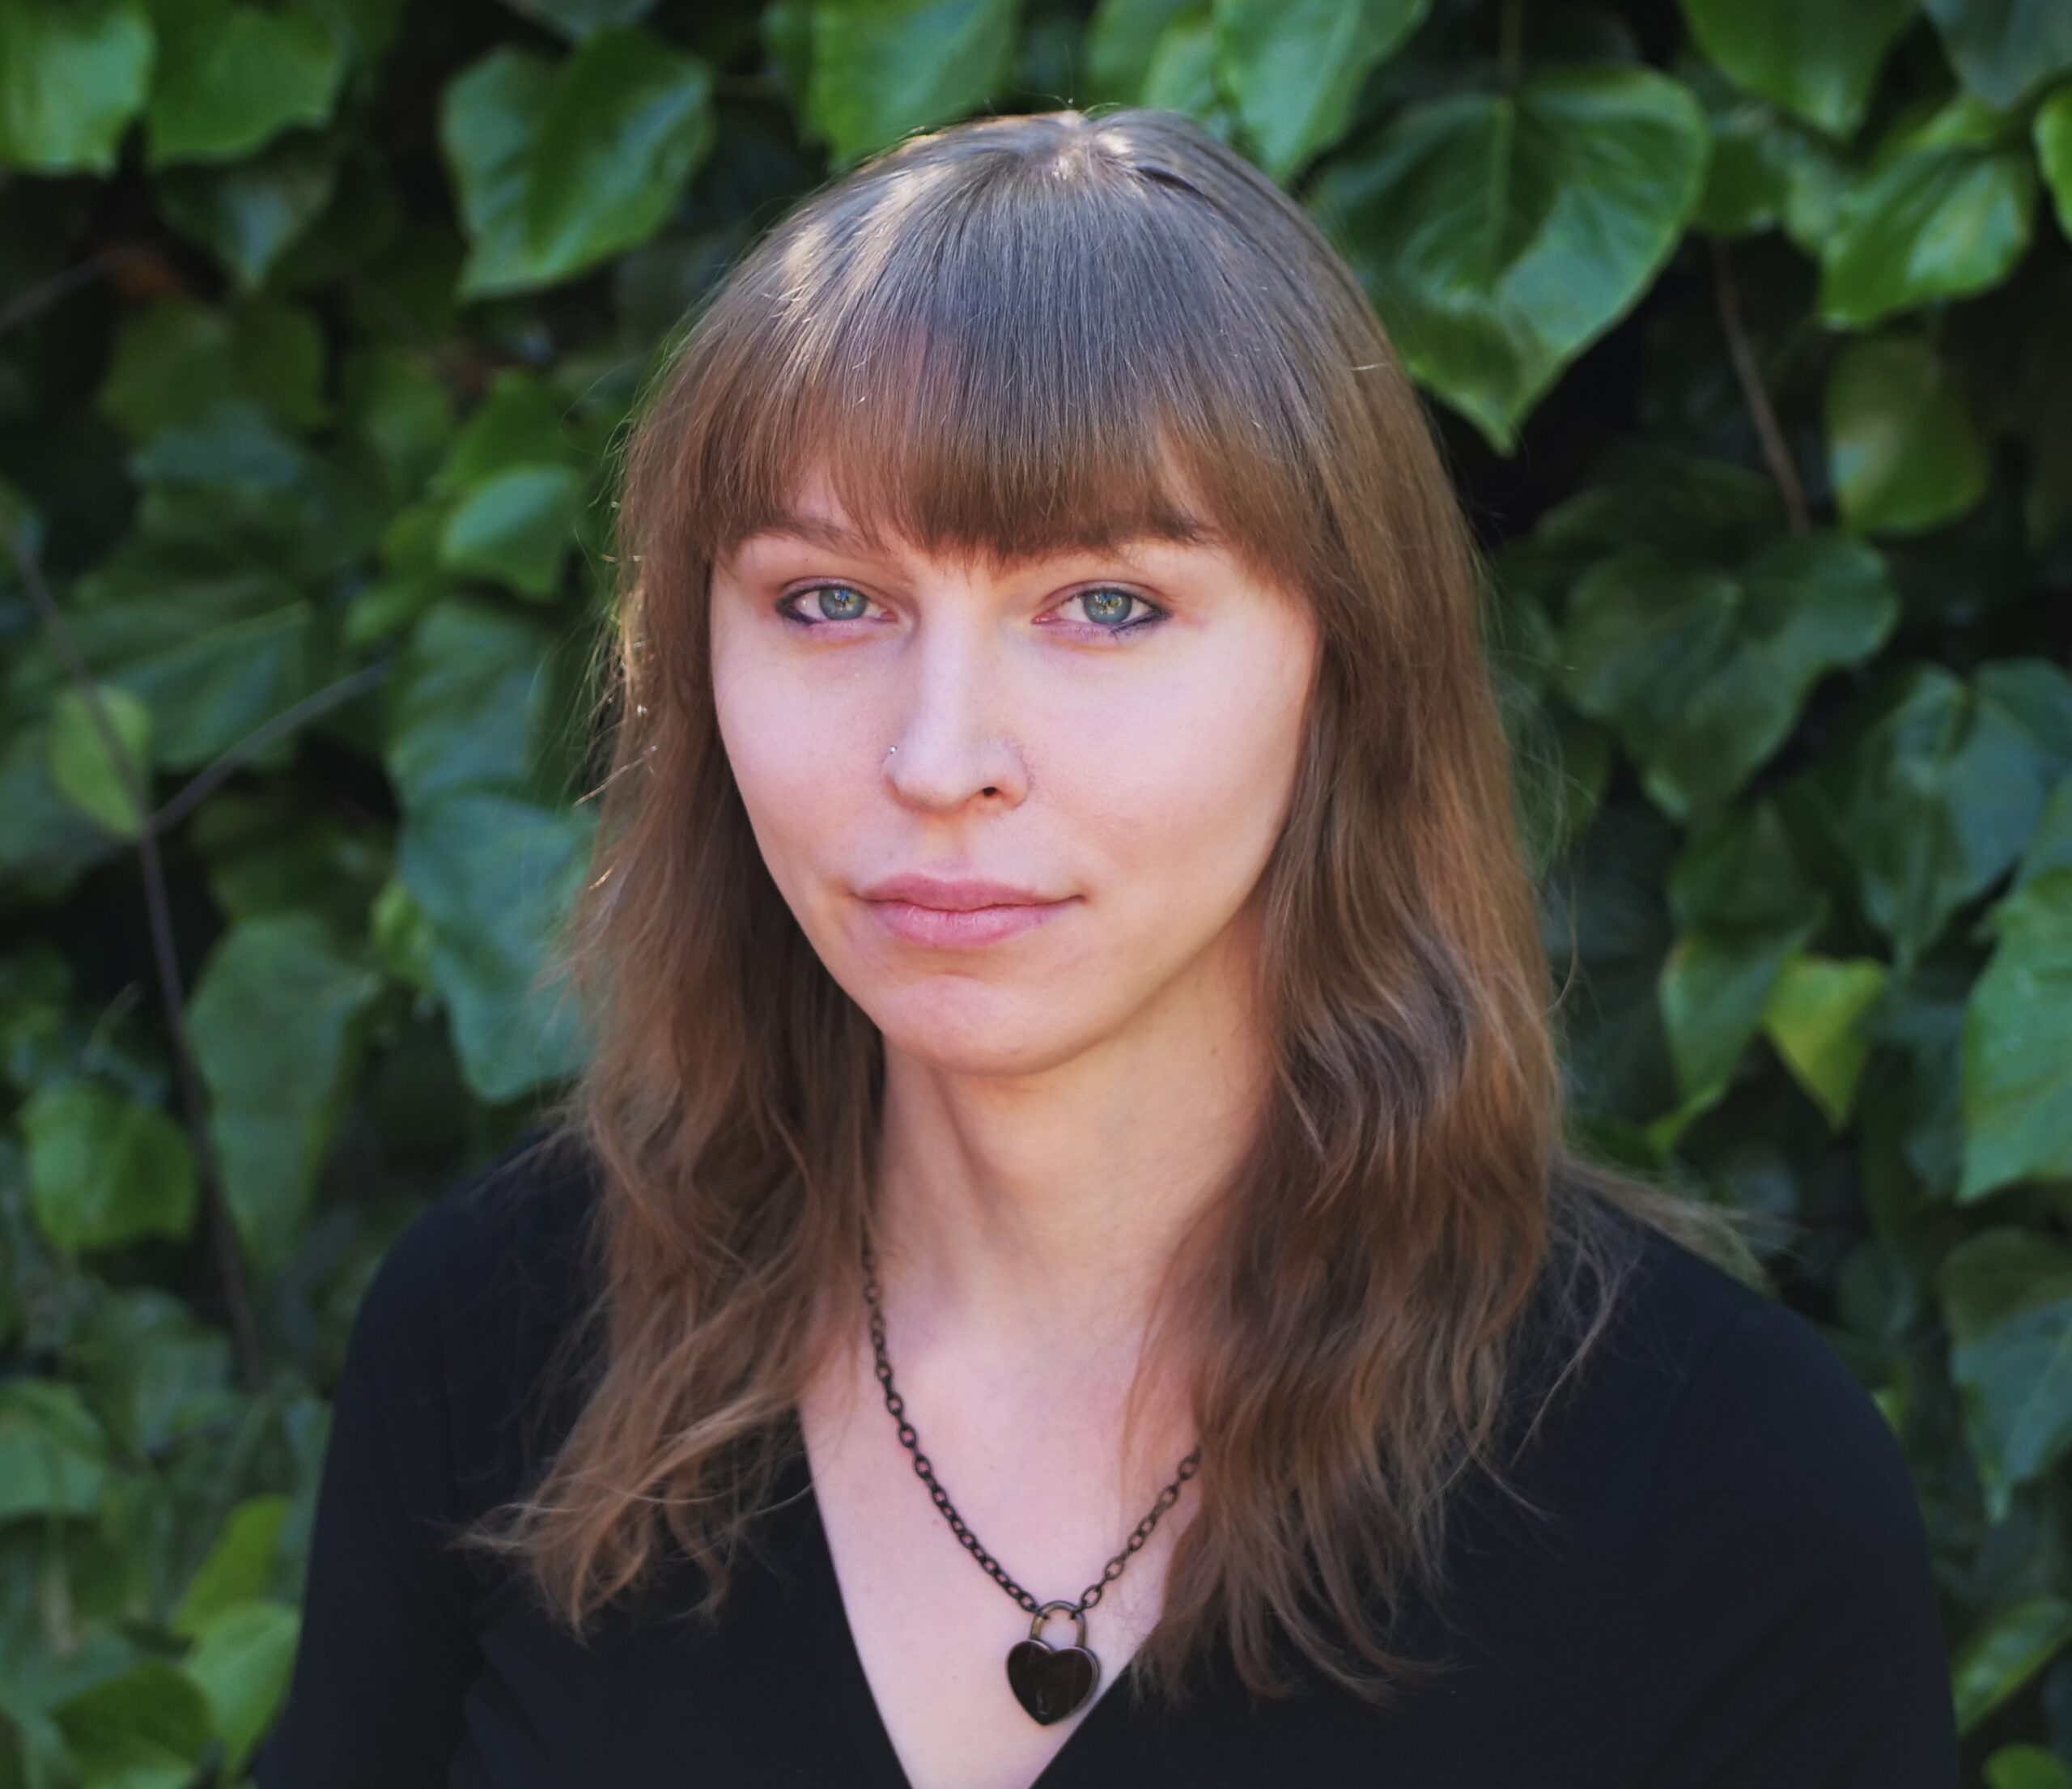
[
  {"left": 752, "top": 513, "right": 883, "bottom": 555},
  {"left": 743, "top": 510, "right": 1229, "bottom": 562}
]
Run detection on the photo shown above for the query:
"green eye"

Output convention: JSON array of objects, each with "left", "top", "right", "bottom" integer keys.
[
  {"left": 775, "top": 582, "right": 1167, "bottom": 639},
  {"left": 1069, "top": 587, "right": 1166, "bottom": 637},
  {"left": 776, "top": 583, "right": 874, "bottom": 627},
  {"left": 812, "top": 584, "right": 868, "bottom": 620}
]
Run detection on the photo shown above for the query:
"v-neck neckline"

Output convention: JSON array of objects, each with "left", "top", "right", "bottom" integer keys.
[{"left": 778, "top": 1405, "right": 1146, "bottom": 1789}]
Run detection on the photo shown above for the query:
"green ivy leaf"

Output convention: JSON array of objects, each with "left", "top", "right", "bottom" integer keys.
[
  {"left": 1659, "top": 799, "right": 1828, "bottom": 1103},
  {"left": 1979, "top": 657, "right": 2072, "bottom": 768},
  {"left": 47, "top": 682, "right": 154, "bottom": 839},
  {"left": 98, "top": 296, "right": 328, "bottom": 443},
  {"left": 129, "top": 397, "right": 311, "bottom": 491},
  {"left": 188, "top": 913, "right": 384, "bottom": 1276},
  {"left": 2038, "top": 85, "right": 2072, "bottom": 244},
  {"left": 430, "top": 368, "right": 586, "bottom": 492},
  {"left": 0, "top": 1379, "right": 109, "bottom": 1523},
  {"left": 1951, "top": 1595, "right": 2072, "bottom": 1734},
  {"left": 301, "top": 0, "right": 403, "bottom": 66},
  {"left": 1557, "top": 531, "right": 1898, "bottom": 818},
  {"left": 369, "top": 869, "right": 437, "bottom": 992},
  {"left": 0, "top": 0, "right": 154, "bottom": 174},
  {"left": 758, "top": 0, "right": 811, "bottom": 110},
  {"left": 1688, "top": 70, "right": 1804, "bottom": 237},
  {"left": 144, "top": 0, "right": 345, "bottom": 167},
  {"left": 1761, "top": 952, "right": 1889, "bottom": 1128},
  {"left": 1826, "top": 330, "right": 1990, "bottom": 535},
  {"left": 805, "top": 0, "right": 1020, "bottom": 168},
  {"left": 20, "top": 1083, "right": 199, "bottom": 1256},
  {"left": 172, "top": 1496, "right": 291, "bottom": 1639},
  {"left": 439, "top": 46, "right": 554, "bottom": 293},
  {"left": 344, "top": 567, "right": 452, "bottom": 647},
  {"left": 1858, "top": 958, "right": 1971, "bottom": 1200},
  {"left": 0, "top": 720, "right": 117, "bottom": 887},
  {"left": 1922, "top": 0, "right": 2072, "bottom": 112},
  {"left": 435, "top": 463, "right": 586, "bottom": 597},
  {"left": 1961, "top": 867, "right": 2072, "bottom": 1200},
  {"left": 154, "top": 130, "right": 341, "bottom": 289},
  {"left": 1942, "top": 1228, "right": 2072, "bottom": 1522},
  {"left": 1676, "top": 0, "right": 1916, "bottom": 139},
  {"left": 1818, "top": 91, "right": 2038, "bottom": 329},
  {"left": 442, "top": 29, "right": 715, "bottom": 300},
  {"left": 1542, "top": 799, "right": 1682, "bottom": 1124},
  {"left": 383, "top": 598, "right": 563, "bottom": 811},
  {"left": 195, "top": 792, "right": 390, "bottom": 935},
  {"left": 341, "top": 346, "right": 456, "bottom": 503},
  {"left": 1982, "top": 1742, "right": 2072, "bottom": 1789},
  {"left": 395, "top": 792, "right": 597, "bottom": 1103},
  {"left": 1141, "top": 7, "right": 1225, "bottom": 124},
  {"left": 2013, "top": 771, "right": 2072, "bottom": 891},
  {"left": 501, "top": 0, "right": 656, "bottom": 37},
  {"left": 40, "top": 521, "right": 320, "bottom": 778},
  {"left": 1659, "top": 925, "right": 1804, "bottom": 1109},
  {"left": 523, "top": 28, "right": 715, "bottom": 280},
  {"left": 1778, "top": 126, "right": 1858, "bottom": 254},
  {"left": 1514, "top": 447, "right": 1784, "bottom": 574},
  {"left": 1822, "top": 661, "right": 2072, "bottom": 968},
  {"left": 66, "top": 1286, "right": 237, "bottom": 1459},
  {"left": 180, "top": 1598, "right": 300, "bottom": 1780},
  {"left": 1084, "top": 0, "right": 1197, "bottom": 104},
  {"left": 1307, "top": 62, "right": 1709, "bottom": 453},
  {"left": 50, "top": 1656, "right": 214, "bottom": 1786},
  {"left": 1213, "top": 0, "right": 1428, "bottom": 181}
]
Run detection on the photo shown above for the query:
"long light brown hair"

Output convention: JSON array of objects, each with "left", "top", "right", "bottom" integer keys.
[{"left": 457, "top": 104, "right": 1764, "bottom": 1714}]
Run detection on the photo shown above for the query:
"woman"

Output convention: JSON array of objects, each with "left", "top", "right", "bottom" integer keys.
[{"left": 256, "top": 107, "right": 1957, "bottom": 1788}]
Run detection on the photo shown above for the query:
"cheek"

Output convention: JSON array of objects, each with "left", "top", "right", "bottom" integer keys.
[
  {"left": 710, "top": 648, "right": 862, "bottom": 890},
  {"left": 1059, "top": 643, "right": 1310, "bottom": 920}
]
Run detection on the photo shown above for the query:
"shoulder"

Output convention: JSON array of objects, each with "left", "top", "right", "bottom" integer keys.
[
  {"left": 1494, "top": 1208, "right": 1776, "bottom": 1522},
  {"left": 348, "top": 1124, "right": 606, "bottom": 1515},
  {"left": 1488, "top": 1205, "right": 1928, "bottom": 1608},
  {"left": 1599, "top": 1215, "right": 1921, "bottom": 1565},
  {"left": 363, "top": 1124, "right": 603, "bottom": 1315},
  {"left": 1582, "top": 1217, "right": 1954, "bottom": 1780},
  {"left": 1460, "top": 1210, "right": 1955, "bottom": 1779},
  {"left": 1627, "top": 1232, "right": 1933, "bottom": 1612}
]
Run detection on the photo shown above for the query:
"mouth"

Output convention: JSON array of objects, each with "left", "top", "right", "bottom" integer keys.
[
  {"left": 856, "top": 873, "right": 1067, "bottom": 910},
  {"left": 857, "top": 882, "right": 1085, "bottom": 953}
]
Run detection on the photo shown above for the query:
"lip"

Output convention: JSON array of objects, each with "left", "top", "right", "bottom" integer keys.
[
  {"left": 856, "top": 873, "right": 1077, "bottom": 949},
  {"left": 857, "top": 873, "right": 1063, "bottom": 910}
]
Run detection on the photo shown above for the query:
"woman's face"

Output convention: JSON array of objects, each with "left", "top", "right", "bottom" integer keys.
[{"left": 707, "top": 461, "right": 1321, "bottom": 1077}]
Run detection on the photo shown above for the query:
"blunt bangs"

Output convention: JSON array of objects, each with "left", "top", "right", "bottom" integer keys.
[{"left": 672, "top": 122, "right": 1336, "bottom": 595}]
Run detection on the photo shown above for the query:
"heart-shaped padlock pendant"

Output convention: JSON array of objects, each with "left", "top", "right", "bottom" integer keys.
[{"left": 1005, "top": 1600, "right": 1102, "bottom": 1724}]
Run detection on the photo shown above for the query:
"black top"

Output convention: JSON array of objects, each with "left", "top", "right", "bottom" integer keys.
[{"left": 253, "top": 1128, "right": 1959, "bottom": 1789}]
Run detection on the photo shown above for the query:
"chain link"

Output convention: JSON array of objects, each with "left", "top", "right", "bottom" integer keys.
[{"left": 860, "top": 1233, "right": 1201, "bottom": 1621}]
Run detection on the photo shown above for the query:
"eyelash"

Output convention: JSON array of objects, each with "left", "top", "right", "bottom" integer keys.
[{"left": 773, "top": 582, "right": 1169, "bottom": 642}]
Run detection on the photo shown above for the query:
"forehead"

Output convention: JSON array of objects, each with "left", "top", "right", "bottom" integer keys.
[{"left": 730, "top": 460, "right": 1233, "bottom": 573}]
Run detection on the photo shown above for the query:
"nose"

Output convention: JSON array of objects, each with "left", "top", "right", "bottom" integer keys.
[{"left": 881, "top": 621, "right": 1027, "bottom": 810}]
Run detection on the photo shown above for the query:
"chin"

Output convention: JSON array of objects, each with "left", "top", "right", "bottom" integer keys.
[{"left": 864, "top": 988, "right": 1093, "bottom": 1077}]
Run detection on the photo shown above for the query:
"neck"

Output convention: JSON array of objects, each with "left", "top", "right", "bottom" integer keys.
[{"left": 862, "top": 927, "right": 1270, "bottom": 1417}]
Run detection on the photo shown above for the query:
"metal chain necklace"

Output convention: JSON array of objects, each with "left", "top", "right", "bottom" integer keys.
[{"left": 860, "top": 1234, "right": 1202, "bottom": 1726}]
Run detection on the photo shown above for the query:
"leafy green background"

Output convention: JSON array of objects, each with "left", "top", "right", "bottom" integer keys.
[{"left": 2, "top": 0, "right": 2069, "bottom": 1779}]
